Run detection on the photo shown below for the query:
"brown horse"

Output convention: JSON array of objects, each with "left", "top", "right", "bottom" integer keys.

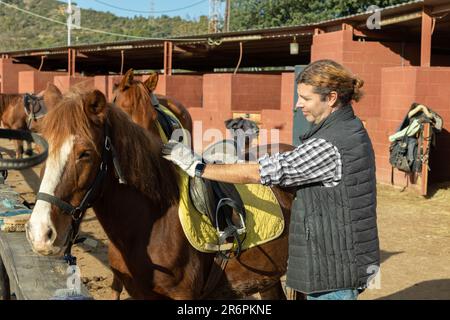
[
  {"left": 0, "top": 83, "right": 62, "bottom": 158},
  {"left": 26, "top": 88, "right": 295, "bottom": 299},
  {"left": 112, "top": 69, "right": 193, "bottom": 138}
]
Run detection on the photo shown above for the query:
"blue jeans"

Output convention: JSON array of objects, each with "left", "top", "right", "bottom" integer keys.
[{"left": 306, "top": 289, "right": 359, "bottom": 300}]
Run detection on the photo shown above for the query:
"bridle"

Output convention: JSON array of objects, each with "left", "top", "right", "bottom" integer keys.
[
  {"left": 35, "top": 121, "right": 126, "bottom": 264},
  {"left": 24, "top": 93, "right": 47, "bottom": 130}
]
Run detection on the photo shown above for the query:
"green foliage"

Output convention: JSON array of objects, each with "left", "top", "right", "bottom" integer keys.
[
  {"left": 229, "top": 0, "right": 414, "bottom": 31},
  {"left": 0, "top": 0, "right": 412, "bottom": 51},
  {"left": 0, "top": 0, "right": 209, "bottom": 51}
]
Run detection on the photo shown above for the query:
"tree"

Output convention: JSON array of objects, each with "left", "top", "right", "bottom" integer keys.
[{"left": 229, "top": 0, "right": 413, "bottom": 31}]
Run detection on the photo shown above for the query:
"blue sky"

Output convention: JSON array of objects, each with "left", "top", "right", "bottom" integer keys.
[{"left": 67, "top": 0, "right": 210, "bottom": 19}]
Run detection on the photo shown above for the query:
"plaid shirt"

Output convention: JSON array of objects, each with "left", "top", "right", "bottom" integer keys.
[{"left": 258, "top": 138, "right": 342, "bottom": 187}]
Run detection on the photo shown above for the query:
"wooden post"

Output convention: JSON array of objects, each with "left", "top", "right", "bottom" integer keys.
[
  {"left": 67, "top": 49, "right": 76, "bottom": 77},
  {"left": 67, "top": 48, "right": 71, "bottom": 76},
  {"left": 420, "top": 123, "right": 431, "bottom": 196},
  {"left": 71, "top": 49, "right": 76, "bottom": 76},
  {"left": 0, "top": 257, "right": 10, "bottom": 300},
  {"left": 421, "top": 6, "right": 433, "bottom": 67},
  {"left": 164, "top": 41, "right": 173, "bottom": 76}
]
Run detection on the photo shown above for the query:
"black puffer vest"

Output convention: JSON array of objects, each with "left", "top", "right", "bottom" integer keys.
[{"left": 286, "top": 105, "right": 380, "bottom": 294}]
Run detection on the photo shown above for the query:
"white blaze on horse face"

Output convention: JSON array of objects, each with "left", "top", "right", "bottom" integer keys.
[{"left": 27, "top": 136, "right": 75, "bottom": 254}]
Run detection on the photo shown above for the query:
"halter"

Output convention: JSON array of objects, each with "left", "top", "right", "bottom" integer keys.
[
  {"left": 35, "top": 122, "right": 126, "bottom": 265},
  {"left": 23, "top": 93, "right": 47, "bottom": 130}
]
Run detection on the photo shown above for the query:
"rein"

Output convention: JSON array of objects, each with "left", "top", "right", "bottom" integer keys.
[{"left": 36, "top": 121, "right": 126, "bottom": 265}]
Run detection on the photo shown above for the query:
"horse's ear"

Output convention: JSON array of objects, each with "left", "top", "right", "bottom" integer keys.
[
  {"left": 84, "top": 90, "right": 107, "bottom": 122},
  {"left": 120, "top": 68, "right": 134, "bottom": 89},
  {"left": 144, "top": 72, "right": 159, "bottom": 92},
  {"left": 46, "top": 82, "right": 62, "bottom": 97},
  {"left": 43, "top": 82, "right": 62, "bottom": 109}
]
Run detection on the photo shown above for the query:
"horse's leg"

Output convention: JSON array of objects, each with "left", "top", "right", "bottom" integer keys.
[
  {"left": 258, "top": 280, "right": 287, "bottom": 300},
  {"left": 25, "top": 140, "right": 33, "bottom": 156},
  {"left": 111, "top": 271, "right": 123, "bottom": 300},
  {"left": 108, "top": 243, "right": 127, "bottom": 300},
  {"left": 15, "top": 140, "right": 24, "bottom": 159}
]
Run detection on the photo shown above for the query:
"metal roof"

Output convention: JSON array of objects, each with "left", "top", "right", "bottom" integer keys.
[{"left": 2, "top": 0, "right": 449, "bottom": 73}]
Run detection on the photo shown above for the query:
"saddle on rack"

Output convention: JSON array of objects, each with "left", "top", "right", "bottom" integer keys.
[{"left": 388, "top": 103, "right": 443, "bottom": 174}]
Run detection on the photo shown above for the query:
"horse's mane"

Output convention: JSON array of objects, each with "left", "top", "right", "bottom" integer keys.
[
  {"left": 42, "top": 89, "right": 180, "bottom": 207},
  {"left": 0, "top": 93, "right": 22, "bottom": 114},
  {"left": 126, "top": 81, "right": 153, "bottom": 114}
]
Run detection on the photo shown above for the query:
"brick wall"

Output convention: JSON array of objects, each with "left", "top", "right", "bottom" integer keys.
[
  {"left": 165, "top": 75, "right": 203, "bottom": 109},
  {"left": 18, "top": 71, "right": 64, "bottom": 94},
  {"left": 53, "top": 75, "right": 95, "bottom": 94},
  {"left": 231, "top": 74, "right": 281, "bottom": 111},
  {"left": 0, "top": 58, "right": 35, "bottom": 93},
  {"left": 309, "top": 29, "right": 450, "bottom": 188}
]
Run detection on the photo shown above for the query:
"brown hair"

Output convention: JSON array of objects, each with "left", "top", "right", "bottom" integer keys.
[{"left": 296, "top": 59, "right": 364, "bottom": 107}]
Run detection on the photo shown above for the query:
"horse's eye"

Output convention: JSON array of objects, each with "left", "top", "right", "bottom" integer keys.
[{"left": 78, "top": 151, "right": 90, "bottom": 160}]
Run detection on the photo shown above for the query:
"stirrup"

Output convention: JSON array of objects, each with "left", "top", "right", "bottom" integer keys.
[
  {"left": 217, "top": 223, "right": 246, "bottom": 245},
  {"left": 216, "top": 207, "right": 246, "bottom": 245}
]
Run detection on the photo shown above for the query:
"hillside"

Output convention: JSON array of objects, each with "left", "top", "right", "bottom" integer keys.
[
  {"left": 0, "top": 0, "right": 209, "bottom": 51},
  {"left": 0, "top": 0, "right": 412, "bottom": 52}
]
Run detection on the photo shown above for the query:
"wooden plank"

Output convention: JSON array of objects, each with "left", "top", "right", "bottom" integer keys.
[
  {"left": 0, "top": 230, "right": 91, "bottom": 300},
  {"left": 0, "top": 255, "right": 10, "bottom": 300},
  {"left": 420, "top": 123, "right": 431, "bottom": 196},
  {"left": 0, "top": 183, "right": 91, "bottom": 300}
]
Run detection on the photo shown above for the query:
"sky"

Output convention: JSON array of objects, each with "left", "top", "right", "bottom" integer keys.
[{"left": 66, "top": 0, "right": 210, "bottom": 19}]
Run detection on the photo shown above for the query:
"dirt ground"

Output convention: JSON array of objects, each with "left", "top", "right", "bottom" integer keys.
[{"left": 1, "top": 140, "right": 449, "bottom": 300}]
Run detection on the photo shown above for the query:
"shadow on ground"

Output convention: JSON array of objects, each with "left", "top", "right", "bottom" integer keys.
[{"left": 377, "top": 279, "right": 450, "bottom": 300}]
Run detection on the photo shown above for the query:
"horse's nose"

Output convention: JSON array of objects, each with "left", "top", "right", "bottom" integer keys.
[
  {"left": 27, "top": 223, "right": 57, "bottom": 246},
  {"left": 46, "top": 227, "right": 54, "bottom": 243}
]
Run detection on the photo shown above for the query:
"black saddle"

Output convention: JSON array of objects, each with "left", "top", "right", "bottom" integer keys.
[
  {"left": 154, "top": 97, "right": 247, "bottom": 258},
  {"left": 189, "top": 140, "right": 247, "bottom": 258}
]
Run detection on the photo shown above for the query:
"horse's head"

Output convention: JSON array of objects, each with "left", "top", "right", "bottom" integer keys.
[
  {"left": 26, "top": 89, "right": 109, "bottom": 256},
  {"left": 24, "top": 83, "right": 63, "bottom": 131},
  {"left": 112, "top": 69, "right": 159, "bottom": 130}
]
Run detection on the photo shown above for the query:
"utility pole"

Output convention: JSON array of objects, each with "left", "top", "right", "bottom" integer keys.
[
  {"left": 67, "top": 0, "right": 72, "bottom": 46},
  {"left": 209, "top": 0, "right": 224, "bottom": 33},
  {"left": 224, "top": 0, "right": 231, "bottom": 32},
  {"left": 149, "top": 0, "right": 154, "bottom": 18}
]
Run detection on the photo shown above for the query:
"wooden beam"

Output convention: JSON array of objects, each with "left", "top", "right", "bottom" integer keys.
[
  {"left": 421, "top": 6, "right": 433, "bottom": 67},
  {"left": 163, "top": 41, "right": 173, "bottom": 76},
  {"left": 0, "top": 256, "right": 10, "bottom": 300},
  {"left": 353, "top": 27, "right": 417, "bottom": 42},
  {"left": 67, "top": 48, "right": 76, "bottom": 76},
  {"left": 420, "top": 123, "right": 431, "bottom": 196},
  {"left": 432, "top": 2, "right": 450, "bottom": 15}
]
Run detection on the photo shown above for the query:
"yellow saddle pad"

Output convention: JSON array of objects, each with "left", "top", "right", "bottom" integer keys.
[
  {"left": 178, "top": 172, "right": 285, "bottom": 253},
  {"left": 155, "top": 104, "right": 284, "bottom": 253}
]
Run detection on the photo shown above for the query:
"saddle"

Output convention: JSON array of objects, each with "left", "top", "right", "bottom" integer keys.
[
  {"left": 389, "top": 103, "right": 443, "bottom": 174},
  {"left": 23, "top": 93, "right": 47, "bottom": 129},
  {"left": 152, "top": 97, "right": 247, "bottom": 257}
]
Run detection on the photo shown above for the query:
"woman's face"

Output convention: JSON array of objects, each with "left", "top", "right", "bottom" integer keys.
[{"left": 295, "top": 83, "right": 337, "bottom": 124}]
